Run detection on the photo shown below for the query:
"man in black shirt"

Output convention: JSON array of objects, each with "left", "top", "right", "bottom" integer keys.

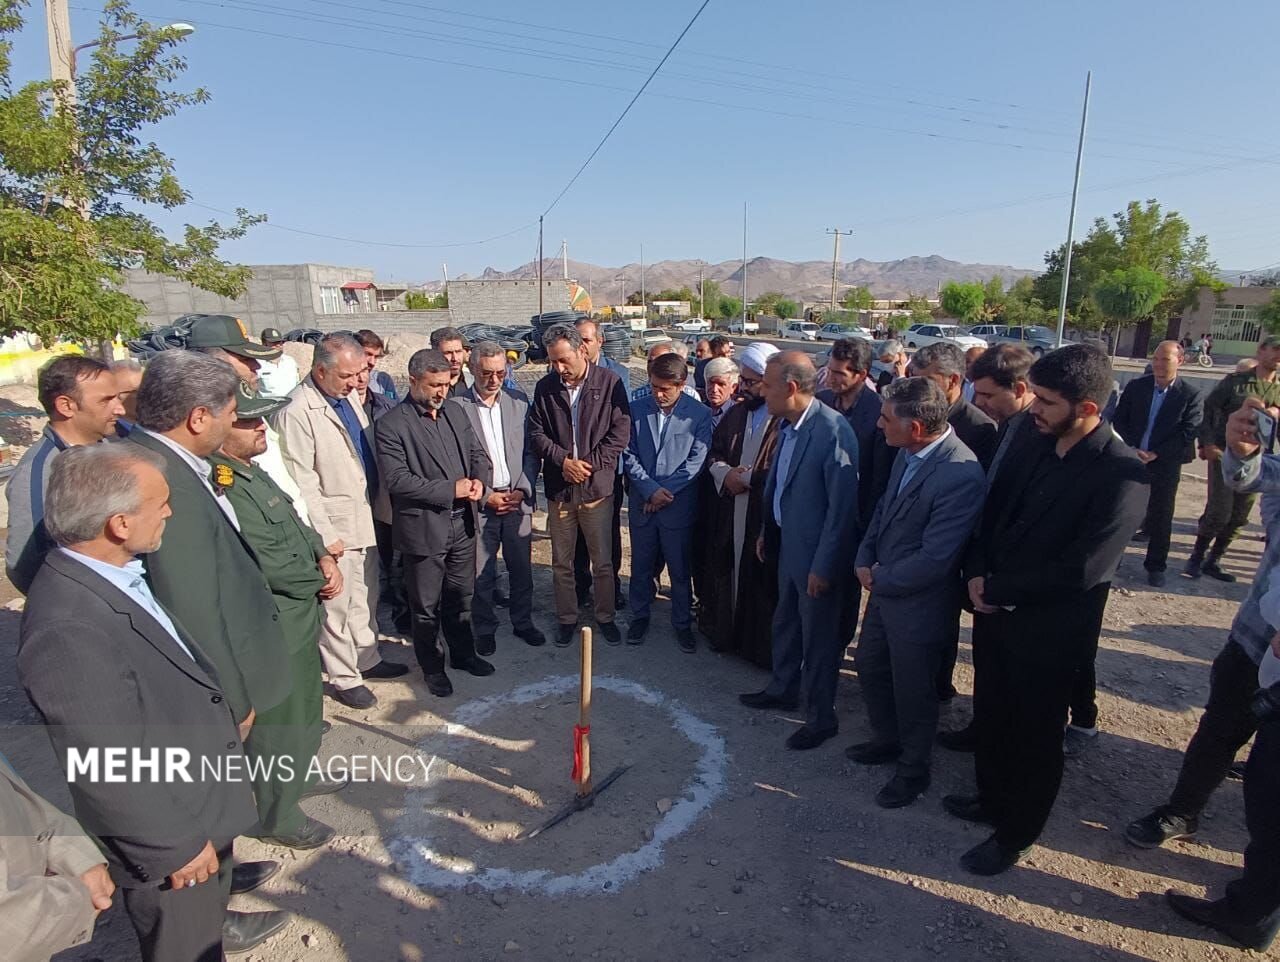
[
  {"left": 947, "top": 344, "right": 1148, "bottom": 876},
  {"left": 375, "top": 350, "right": 493, "bottom": 697},
  {"left": 910, "top": 341, "right": 998, "bottom": 470}
]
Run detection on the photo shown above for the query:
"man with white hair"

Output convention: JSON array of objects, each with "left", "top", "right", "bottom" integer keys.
[
  {"left": 273, "top": 333, "right": 410, "bottom": 711},
  {"left": 703, "top": 357, "right": 739, "bottom": 429},
  {"left": 697, "top": 342, "right": 782, "bottom": 663}
]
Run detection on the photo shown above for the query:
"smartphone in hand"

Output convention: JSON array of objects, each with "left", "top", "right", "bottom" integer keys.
[{"left": 1255, "top": 408, "right": 1278, "bottom": 454}]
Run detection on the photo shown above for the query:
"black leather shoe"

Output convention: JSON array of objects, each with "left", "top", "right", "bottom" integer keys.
[
  {"left": 223, "top": 910, "right": 291, "bottom": 954},
  {"left": 474, "top": 634, "right": 496, "bottom": 656},
  {"left": 556, "top": 624, "right": 577, "bottom": 647},
  {"left": 1133, "top": 530, "right": 1150, "bottom": 542},
  {"left": 844, "top": 741, "right": 903, "bottom": 765},
  {"left": 516, "top": 626, "right": 547, "bottom": 647},
  {"left": 627, "top": 618, "right": 649, "bottom": 643},
  {"left": 364, "top": 660, "right": 410, "bottom": 680},
  {"left": 1124, "top": 806, "right": 1197, "bottom": 849},
  {"left": 424, "top": 672, "right": 453, "bottom": 697},
  {"left": 786, "top": 725, "right": 838, "bottom": 750},
  {"left": 1165, "top": 890, "right": 1279, "bottom": 950},
  {"left": 329, "top": 685, "right": 376, "bottom": 709},
  {"left": 738, "top": 690, "right": 798, "bottom": 711},
  {"left": 943, "top": 793, "right": 994, "bottom": 824},
  {"left": 1147, "top": 569, "right": 1167, "bottom": 588},
  {"left": 321, "top": 720, "right": 332, "bottom": 735},
  {"left": 937, "top": 684, "right": 958, "bottom": 703},
  {"left": 259, "top": 816, "right": 335, "bottom": 850},
  {"left": 599, "top": 622, "right": 622, "bottom": 646},
  {"left": 230, "top": 860, "right": 280, "bottom": 895},
  {"left": 1202, "top": 561, "right": 1236, "bottom": 583},
  {"left": 301, "top": 775, "right": 350, "bottom": 799},
  {"left": 676, "top": 628, "right": 696, "bottom": 653},
  {"left": 960, "top": 835, "right": 1028, "bottom": 876},
  {"left": 494, "top": 589, "right": 510, "bottom": 608},
  {"left": 876, "top": 774, "right": 930, "bottom": 809},
  {"left": 455, "top": 656, "right": 495, "bottom": 677},
  {"left": 937, "top": 724, "right": 978, "bottom": 752},
  {"left": 1184, "top": 557, "right": 1203, "bottom": 579}
]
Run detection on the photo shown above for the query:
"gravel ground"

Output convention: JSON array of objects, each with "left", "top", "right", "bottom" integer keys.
[{"left": 0, "top": 458, "right": 1270, "bottom": 962}]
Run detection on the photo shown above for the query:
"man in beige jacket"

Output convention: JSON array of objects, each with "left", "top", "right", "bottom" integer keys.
[
  {"left": 0, "top": 761, "right": 113, "bottom": 961},
  {"left": 273, "top": 333, "right": 408, "bottom": 709}
]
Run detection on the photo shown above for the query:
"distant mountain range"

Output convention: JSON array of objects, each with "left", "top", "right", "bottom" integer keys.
[{"left": 447, "top": 254, "right": 1038, "bottom": 303}]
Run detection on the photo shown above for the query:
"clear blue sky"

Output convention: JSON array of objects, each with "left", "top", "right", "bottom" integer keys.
[{"left": 13, "top": 0, "right": 1280, "bottom": 282}]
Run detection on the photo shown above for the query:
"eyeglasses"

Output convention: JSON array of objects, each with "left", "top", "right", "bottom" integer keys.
[{"left": 478, "top": 369, "right": 506, "bottom": 380}]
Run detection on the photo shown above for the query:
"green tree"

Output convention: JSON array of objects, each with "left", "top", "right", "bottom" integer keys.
[
  {"left": 0, "top": 0, "right": 261, "bottom": 343},
  {"left": 752, "top": 290, "right": 784, "bottom": 316},
  {"left": 698, "top": 279, "right": 722, "bottom": 317},
  {"left": 405, "top": 290, "right": 447, "bottom": 310},
  {"left": 654, "top": 286, "right": 696, "bottom": 304},
  {"left": 982, "top": 276, "right": 1006, "bottom": 316},
  {"left": 905, "top": 294, "right": 933, "bottom": 327},
  {"left": 1259, "top": 291, "right": 1280, "bottom": 335},
  {"left": 939, "top": 281, "right": 986, "bottom": 322},
  {"left": 775, "top": 298, "right": 798, "bottom": 320},
  {"left": 1090, "top": 266, "right": 1167, "bottom": 354},
  {"left": 840, "top": 285, "right": 874, "bottom": 311},
  {"left": 625, "top": 290, "right": 645, "bottom": 306},
  {"left": 718, "top": 295, "right": 743, "bottom": 321}
]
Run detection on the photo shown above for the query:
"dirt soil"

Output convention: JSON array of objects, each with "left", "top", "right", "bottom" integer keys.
[{"left": 0, "top": 454, "right": 1270, "bottom": 962}]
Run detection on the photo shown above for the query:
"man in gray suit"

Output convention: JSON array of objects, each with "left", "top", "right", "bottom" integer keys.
[
  {"left": 449, "top": 341, "right": 546, "bottom": 653},
  {"left": 849, "top": 377, "right": 986, "bottom": 807},
  {"left": 739, "top": 351, "right": 859, "bottom": 750}
]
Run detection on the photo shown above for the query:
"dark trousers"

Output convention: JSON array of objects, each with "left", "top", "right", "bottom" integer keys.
[
  {"left": 122, "top": 842, "right": 233, "bottom": 962},
  {"left": 855, "top": 596, "right": 945, "bottom": 779},
  {"left": 628, "top": 520, "right": 694, "bottom": 629},
  {"left": 765, "top": 544, "right": 847, "bottom": 731},
  {"left": 404, "top": 514, "right": 478, "bottom": 675},
  {"left": 374, "top": 519, "right": 411, "bottom": 634},
  {"left": 1197, "top": 459, "right": 1256, "bottom": 547},
  {"left": 1068, "top": 593, "right": 1106, "bottom": 731},
  {"left": 245, "top": 629, "right": 322, "bottom": 835},
  {"left": 474, "top": 505, "right": 536, "bottom": 638},
  {"left": 575, "top": 473, "right": 624, "bottom": 602},
  {"left": 973, "top": 593, "right": 1107, "bottom": 850},
  {"left": 1224, "top": 713, "right": 1280, "bottom": 938},
  {"left": 1168, "top": 639, "right": 1259, "bottom": 818},
  {"left": 1143, "top": 465, "right": 1182, "bottom": 573}
]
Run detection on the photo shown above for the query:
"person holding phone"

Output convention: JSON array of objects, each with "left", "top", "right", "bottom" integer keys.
[{"left": 1187, "top": 336, "right": 1280, "bottom": 581}]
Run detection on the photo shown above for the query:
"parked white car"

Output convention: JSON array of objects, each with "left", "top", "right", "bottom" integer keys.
[
  {"left": 673, "top": 317, "right": 711, "bottom": 333},
  {"left": 903, "top": 323, "right": 987, "bottom": 351},
  {"left": 816, "top": 322, "right": 874, "bottom": 341},
  {"left": 727, "top": 317, "right": 759, "bottom": 334},
  {"left": 780, "top": 320, "right": 820, "bottom": 341},
  {"left": 966, "top": 324, "right": 1008, "bottom": 344}
]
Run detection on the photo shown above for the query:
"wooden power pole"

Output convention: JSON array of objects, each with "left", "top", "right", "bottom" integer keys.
[{"left": 826, "top": 228, "right": 853, "bottom": 312}]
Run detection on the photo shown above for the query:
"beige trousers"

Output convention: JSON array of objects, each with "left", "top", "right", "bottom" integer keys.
[
  {"left": 320, "top": 546, "right": 383, "bottom": 690},
  {"left": 548, "top": 496, "right": 615, "bottom": 625}
]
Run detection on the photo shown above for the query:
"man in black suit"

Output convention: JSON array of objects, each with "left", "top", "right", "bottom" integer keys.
[
  {"left": 946, "top": 344, "right": 1149, "bottom": 875},
  {"left": 375, "top": 349, "right": 494, "bottom": 697},
  {"left": 1112, "top": 340, "right": 1204, "bottom": 587},
  {"left": 18, "top": 444, "right": 287, "bottom": 961},
  {"left": 910, "top": 341, "right": 998, "bottom": 471}
]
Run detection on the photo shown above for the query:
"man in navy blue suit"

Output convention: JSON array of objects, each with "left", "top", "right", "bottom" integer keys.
[{"left": 624, "top": 353, "right": 713, "bottom": 652}]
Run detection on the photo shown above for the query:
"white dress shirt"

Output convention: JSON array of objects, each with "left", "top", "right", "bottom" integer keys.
[
  {"left": 771, "top": 399, "right": 818, "bottom": 525},
  {"left": 59, "top": 548, "right": 196, "bottom": 661},
  {"left": 475, "top": 394, "right": 511, "bottom": 489},
  {"left": 140, "top": 429, "right": 240, "bottom": 531}
]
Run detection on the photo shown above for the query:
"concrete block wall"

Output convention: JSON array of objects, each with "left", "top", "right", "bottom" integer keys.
[
  {"left": 310, "top": 311, "right": 455, "bottom": 338},
  {"left": 448, "top": 279, "right": 575, "bottom": 326}
]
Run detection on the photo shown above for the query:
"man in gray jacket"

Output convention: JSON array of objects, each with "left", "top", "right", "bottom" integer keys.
[
  {"left": 5, "top": 354, "right": 125, "bottom": 593},
  {"left": 848, "top": 377, "right": 986, "bottom": 808}
]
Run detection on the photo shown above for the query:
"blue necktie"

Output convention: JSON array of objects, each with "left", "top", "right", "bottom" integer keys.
[{"left": 332, "top": 397, "right": 379, "bottom": 491}]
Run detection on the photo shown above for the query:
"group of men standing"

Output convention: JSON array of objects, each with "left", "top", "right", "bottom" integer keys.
[{"left": 8, "top": 314, "right": 1280, "bottom": 957}]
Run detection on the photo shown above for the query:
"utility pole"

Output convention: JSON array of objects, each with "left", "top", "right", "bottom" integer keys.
[
  {"left": 1055, "top": 71, "right": 1092, "bottom": 348},
  {"left": 562, "top": 239, "right": 568, "bottom": 281},
  {"left": 45, "top": 0, "right": 75, "bottom": 104},
  {"left": 698, "top": 265, "right": 705, "bottom": 319},
  {"left": 742, "top": 202, "right": 748, "bottom": 331},
  {"left": 640, "top": 244, "right": 646, "bottom": 321},
  {"left": 826, "top": 228, "right": 853, "bottom": 312},
  {"left": 538, "top": 215, "right": 544, "bottom": 318}
]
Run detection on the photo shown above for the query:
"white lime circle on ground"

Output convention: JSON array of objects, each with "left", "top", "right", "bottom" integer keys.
[{"left": 391, "top": 674, "right": 727, "bottom": 896}]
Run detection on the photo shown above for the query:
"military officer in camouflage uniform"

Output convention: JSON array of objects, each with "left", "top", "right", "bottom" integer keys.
[{"left": 212, "top": 383, "right": 347, "bottom": 849}]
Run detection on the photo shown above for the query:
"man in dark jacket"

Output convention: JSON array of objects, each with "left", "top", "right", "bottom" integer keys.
[
  {"left": 948, "top": 344, "right": 1149, "bottom": 876},
  {"left": 910, "top": 341, "right": 998, "bottom": 470},
  {"left": 19, "top": 444, "right": 286, "bottom": 960},
  {"left": 1112, "top": 340, "right": 1204, "bottom": 587},
  {"left": 375, "top": 349, "right": 494, "bottom": 696},
  {"left": 527, "top": 324, "right": 631, "bottom": 646}
]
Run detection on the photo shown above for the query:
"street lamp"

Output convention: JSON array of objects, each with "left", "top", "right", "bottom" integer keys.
[{"left": 70, "top": 22, "right": 195, "bottom": 76}]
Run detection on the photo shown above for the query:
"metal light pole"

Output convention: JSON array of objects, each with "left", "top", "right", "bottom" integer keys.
[
  {"left": 741, "top": 202, "right": 748, "bottom": 332},
  {"left": 1055, "top": 71, "right": 1092, "bottom": 348}
]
